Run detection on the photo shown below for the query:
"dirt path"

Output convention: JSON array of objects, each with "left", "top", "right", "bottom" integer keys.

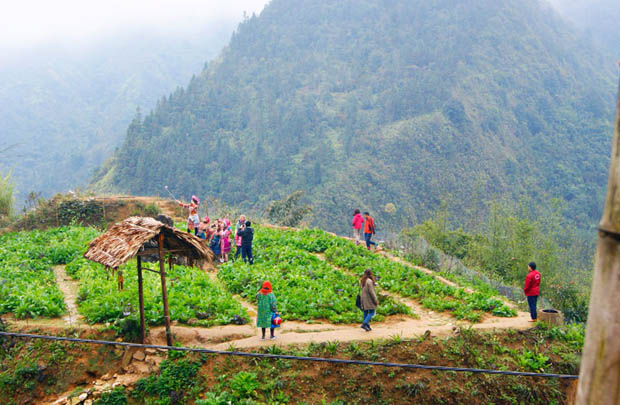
[
  {"left": 52, "top": 265, "right": 84, "bottom": 325},
  {"left": 142, "top": 263, "right": 531, "bottom": 350},
  {"left": 10, "top": 242, "right": 531, "bottom": 352}
]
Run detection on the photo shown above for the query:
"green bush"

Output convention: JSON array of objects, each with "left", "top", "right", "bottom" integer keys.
[{"left": 95, "top": 387, "right": 128, "bottom": 405}]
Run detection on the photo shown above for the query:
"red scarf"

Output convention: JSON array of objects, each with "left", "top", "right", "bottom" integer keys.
[{"left": 260, "top": 281, "right": 272, "bottom": 295}]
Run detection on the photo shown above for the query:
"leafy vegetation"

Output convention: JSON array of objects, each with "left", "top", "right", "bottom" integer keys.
[
  {"left": 67, "top": 256, "right": 249, "bottom": 328},
  {"left": 221, "top": 226, "right": 515, "bottom": 323},
  {"left": 0, "top": 226, "right": 97, "bottom": 318},
  {"left": 95, "top": 0, "right": 615, "bottom": 236},
  {"left": 218, "top": 233, "right": 411, "bottom": 323},
  {"left": 134, "top": 325, "right": 583, "bottom": 404}
]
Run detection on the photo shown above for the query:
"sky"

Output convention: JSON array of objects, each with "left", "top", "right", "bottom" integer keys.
[{"left": 0, "top": 0, "right": 270, "bottom": 50}]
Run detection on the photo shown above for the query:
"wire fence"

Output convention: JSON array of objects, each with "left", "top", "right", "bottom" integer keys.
[{"left": 0, "top": 331, "right": 578, "bottom": 380}]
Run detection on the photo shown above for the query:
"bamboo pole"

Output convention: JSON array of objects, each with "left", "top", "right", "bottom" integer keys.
[
  {"left": 576, "top": 74, "right": 620, "bottom": 404},
  {"left": 137, "top": 256, "right": 146, "bottom": 344},
  {"left": 158, "top": 233, "right": 173, "bottom": 346}
]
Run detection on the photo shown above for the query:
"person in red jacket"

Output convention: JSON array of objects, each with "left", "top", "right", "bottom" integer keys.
[
  {"left": 524, "top": 262, "right": 541, "bottom": 322},
  {"left": 352, "top": 209, "right": 364, "bottom": 245}
]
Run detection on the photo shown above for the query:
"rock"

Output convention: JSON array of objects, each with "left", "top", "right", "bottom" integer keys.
[
  {"left": 84, "top": 400, "right": 93, "bottom": 405},
  {"left": 230, "top": 314, "right": 247, "bottom": 325},
  {"left": 171, "top": 320, "right": 179, "bottom": 326},
  {"left": 187, "top": 318, "right": 199, "bottom": 326},
  {"left": 68, "top": 397, "right": 82, "bottom": 405},
  {"left": 100, "top": 373, "right": 112, "bottom": 381},
  {"left": 78, "top": 393, "right": 88, "bottom": 402},
  {"left": 112, "top": 382, "right": 123, "bottom": 389},
  {"left": 133, "top": 350, "right": 146, "bottom": 361},
  {"left": 53, "top": 397, "right": 67, "bottom": 405},
  {"left": 145, "top": 348, "right": 157, "bottom": 355},
  {"left": 146, "top": 355, "right": 163, "bottom": 368},
  {"left": 121, "top": 349, "right": 133, "bottom": 368}
]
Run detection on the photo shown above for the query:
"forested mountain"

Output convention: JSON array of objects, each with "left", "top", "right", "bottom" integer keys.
[
  {"left": 548, "top": 0, "right": 620, "bottom": 55},
  {"left": 0, "top": 25, "right": 233, "bottom": 204},
  {"left": 93, "top": 0, "right": 617, "bottom": 233}
]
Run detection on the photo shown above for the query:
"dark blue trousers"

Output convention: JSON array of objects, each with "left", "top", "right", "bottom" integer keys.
[
  {"left": 527, "top": 295, "right": 538, "bottom": 320},
  {"left": 242, "top": 245, "right": 253, "bottom": 265},
  {"left": 364, "top": 232, "right": 376, "bottom": 249}
]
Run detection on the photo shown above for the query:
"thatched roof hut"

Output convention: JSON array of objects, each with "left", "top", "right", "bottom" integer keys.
[{"left": 84, "top": 216, "right": 213, "bottom": 268}]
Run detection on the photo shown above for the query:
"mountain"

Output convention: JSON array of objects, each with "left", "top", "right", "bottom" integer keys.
[
  {"left": 0, "top": 25, "right": 234, "bottom": 204},
  {"left": 93, "top": 0, "right": 617, "bottom": 234},
  {"left": 548, "top": 0, "right": 620, "bottom": 55}
]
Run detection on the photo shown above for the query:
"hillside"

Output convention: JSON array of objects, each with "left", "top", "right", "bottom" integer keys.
[
  {"left": 93, "top": 0, "right": 617, "bottom": 234},
  {"left": 0, "top": 26, "right": 233, "bottom": 204},
  {"left": 0, "top": 222, "right": 582, "bottom": 403}
]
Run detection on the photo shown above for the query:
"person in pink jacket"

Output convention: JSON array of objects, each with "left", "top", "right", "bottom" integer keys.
[
  {"left": 220, "top": 218, "right": 232, "bottom": 263},
  {"left": 352, "top": 209, "right": 364, "bottom": 245}
]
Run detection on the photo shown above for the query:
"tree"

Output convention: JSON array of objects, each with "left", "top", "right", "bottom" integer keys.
[
  {"left": 265, "top": 191, "right": 313, "bottom": 227},
  {"left": 0, "top": 172, "right": 15, "bottom": 217}
]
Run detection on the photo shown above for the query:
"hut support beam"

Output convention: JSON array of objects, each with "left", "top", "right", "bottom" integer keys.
[
  {"left": 137, "top": 256, "right": 146, "bottom": 344},
  {"left": 158, "top": 233, "right": 173, "bottom": 346}
]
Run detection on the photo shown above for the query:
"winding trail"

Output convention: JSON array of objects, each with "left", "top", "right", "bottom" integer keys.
[
  {"left": 10, "top": 237, "right": 532, "bottom": 352},
  {"left": 52, "top": 265, "right": 83, "bottom": 325}
]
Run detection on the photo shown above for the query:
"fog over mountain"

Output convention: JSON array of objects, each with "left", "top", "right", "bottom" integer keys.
[
  {"left": 548, "top": 0, "right": 620, "bottom": 55},
  {"left": 0, "top": 0, "right": 269, "bottom": 205}
]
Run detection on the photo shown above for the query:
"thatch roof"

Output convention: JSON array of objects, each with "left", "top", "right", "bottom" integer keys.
[{"left": 84, "top": 216, "right": 213, "bottom": 268}]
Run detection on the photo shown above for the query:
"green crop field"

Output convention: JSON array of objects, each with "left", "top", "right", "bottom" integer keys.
[
  {"left": 0, "top": 227, "right": 98, "bottom": 318},
  {"left": 245, "top": 226, "right": 517, "bottom": 322},
  {"left": 0, "top": 224, "right": 515, "bottom": 328}
]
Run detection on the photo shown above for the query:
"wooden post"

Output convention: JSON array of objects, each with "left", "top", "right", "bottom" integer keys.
[
  {"left": 137, "top": 256, "right": 146, "bottom": 344},
  {"left": 576, "top": 75, "right": 620, "bottom": 404},
  {"left": 102, "top": 198, "right": 106, "bottom": 224},
  {"left": 158, "top": 233, "right": 173, "bottom": 346}
]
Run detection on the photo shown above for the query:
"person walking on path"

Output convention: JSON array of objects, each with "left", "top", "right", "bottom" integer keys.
[
  {"left": 177, "top": 195, "right": 201, "bottom": 235},
  {"left": 234, "top": 215, "right": 246, "bottom": 260},
  {"left": 524, "top": 262, "right": 541, "bottom": 322},
  {"left": 363, "top": 212, "right": 377, "bottom": 250},
  {"left": 237, "top": 220, "right": 254, "bottom": 265},
  {"left": 360, "top": 269, "right": 379, "bottom": 331},
  {"left": 352, "top": 209, "right": 364, "bottom": 245},
  {"left": 257, "top": 281, "right": 278, "bottom": 339}
]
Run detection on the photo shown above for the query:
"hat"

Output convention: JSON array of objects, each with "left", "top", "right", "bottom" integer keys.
[
  {"left": 191, "top": 195, "right": 200, "bottom": 204},
  {"left": 260, "top": 281, "right": 272, "bottom": 295},
  {"left": 202, "top": 216, "right": 210, "bottom": 223}
]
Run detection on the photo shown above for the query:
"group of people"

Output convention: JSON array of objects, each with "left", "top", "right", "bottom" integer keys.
[
  {"left": 178, "top": 196, "right": 254, "bottom": 264},
  {"left": 179, "top": 196, "right": 542, "bottom": 337},
  {"left": 352, "top": 209, "right": 377, "bottom": 250}
]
